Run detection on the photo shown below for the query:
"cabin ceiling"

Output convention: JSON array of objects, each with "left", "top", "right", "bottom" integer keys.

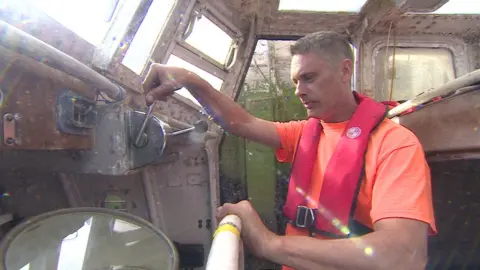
[{"left": 219, "top": 0, "right": 480, "bottom": 40}]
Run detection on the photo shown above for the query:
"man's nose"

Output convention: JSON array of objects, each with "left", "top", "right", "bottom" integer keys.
[{"left": 294, "top": 83, "right": 307, "bottom": 97}]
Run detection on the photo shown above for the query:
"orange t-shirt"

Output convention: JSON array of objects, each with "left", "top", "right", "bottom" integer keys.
[{"left": 274, "top": 118, "right": 437, "bottom": 270}]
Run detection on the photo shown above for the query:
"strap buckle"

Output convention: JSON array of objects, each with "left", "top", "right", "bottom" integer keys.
[{"left": 294, "top": 205, "right": 317, "bottom": 228}]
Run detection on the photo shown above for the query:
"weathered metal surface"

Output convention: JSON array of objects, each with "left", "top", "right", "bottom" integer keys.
[
  {"left": 56, "top": 90, "right": 97, "bottom": 136},
  {"left": 372, "top": 15, "right": 480, "bottom": 38},
  {"left": 0, "top": 47, "right": 98, "bottom": 102},
  {"left": 0, "top": 63, "right": 93, "bottom": 150},
  {"left": 0, "top": 105, "right": 168, "bottom": 175},
  {"left": 396, "top": 0, "right": 448, "bottom": 13},
  {"left": 0, "top": 21, "right": 125, "bottom": 101},
  {"left": 72, "top": 173, "right": 151, "bottom": 221},
  {"left": 200, "top": 0, "right": 246, "bottom": 34},
  {"left": 397, "top": 90, "right": 480, "bottom": 156},
  {"left": 427, "top": 159, "right": 480, "bottom": 269},
  {"left": 172, "top": 44, "right": 228, "bottom": 79},
  {"left": 0, "top": 170, "right": 70, "bottom": 218},
  {"left": 150, "top": 0, "right": 196, "bottom": 64},
  {"left": 126, "top": 110, "right": 167, "bottom": 168},
  {"left": 222, "top": 15, "right": 258, "bottom": 100},
  {"left": 259, "top": 12, "right": 360, "bottom": 39}
]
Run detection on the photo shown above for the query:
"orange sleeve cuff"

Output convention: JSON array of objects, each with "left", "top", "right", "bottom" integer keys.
[{"left": 372, "top": 210, "right": 438, "bottom": 236}]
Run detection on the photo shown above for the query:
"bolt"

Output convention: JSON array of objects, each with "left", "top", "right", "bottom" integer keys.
[
  {"left": 133, "top": 133, "right": 148, "bottom": 148},
  {"left": 6, "top": 138, "right": 15, "bottom": 145},
  {"left": 5, "top": 114, "right": 14, "bottom": 122}
]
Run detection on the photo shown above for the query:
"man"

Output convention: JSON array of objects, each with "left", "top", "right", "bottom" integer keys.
[{"left": 142, "top": 31, "right": 436, "bottom": 270}]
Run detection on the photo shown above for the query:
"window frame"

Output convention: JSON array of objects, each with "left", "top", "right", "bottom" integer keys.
[
  {"left": 91, "top": 0, "right": 156, "bottom": 93},
  {"left": 374, "top": 46, "right": 456, "bottom": 101},
  {"left": 368, "top": 36, "right": 471, "bottom": 101},
  {"left": 119, "top": 0, "right": 177, "bottom": 76},
  {"left": 146, "top": 0, "right": 245, "bottom": 109},
  {"left": 277, "top": 0, "right": 368, "bottom": 13}
]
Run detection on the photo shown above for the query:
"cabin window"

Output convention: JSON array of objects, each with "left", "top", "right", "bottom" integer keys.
[
  {"left": 374, "top": 47, "right": 455, "bottom": 101},
  {"left": 432, "top": 0, "right": 480, "bottom": 14},
  {"left": 122, "top": 0, "right": 176, "bottom": 75},
  {"left": 183, "top": 14, "right": 234, "bottom": 65},
  {"left": 278, "top": 0, "right": 367, "bottom": 12},
  {"left": 32, "top": 0, "right": 125, "bottom": 46},
  {"left": 166, "top": 55, "right": 223, "bottom": 105}
]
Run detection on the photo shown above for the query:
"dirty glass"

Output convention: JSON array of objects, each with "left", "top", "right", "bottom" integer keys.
[
  {"left": 278, "top": 0, "right": 367, "bottom": 12},
  {"left": 166, "top": 55, "right": 223, "bottom": 105},
  {"left": 122, "top": 0, "right": 176, "bottom": 75},
  {"left": 32, "top": 0, "right": 128, "bottom": 46},
  {"left": 374, "top": 47, "right": 455, "bottom": 101},
  {"left": 184, "top": 14, "right": 233, "bottom": 65},
  {"left": 6, "top": 213, "right": 175, "bottom": 270}
]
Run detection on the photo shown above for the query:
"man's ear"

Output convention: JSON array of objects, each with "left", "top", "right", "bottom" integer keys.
[{"left": 340, "top": 59, "right": 353, "bottom": 83}]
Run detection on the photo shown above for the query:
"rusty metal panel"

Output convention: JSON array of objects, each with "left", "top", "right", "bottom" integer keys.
[
  {"left": 372, "top": 15, "right": 480, "bottom": 38},
  {"left": 0, "top": 64, "right": 93, "bottom": 150},
  {"left": 428, "top": 159, "right": 480, "bottom": 268},
  {"left": 0, "top": 170, "right": 70, "bottom": 218},
  {"left": 397, "top": 90, "right": 480, "bottom": 155},
  {"left": 259, "top": 12, "right": 360, "bottom": 39},
  {"left": 150, "top": 0, "right": 195, "bottom": 64},
  {"left": 0, "top": 104, "right": 169, "bottom": 175},
  {"left": 71, "top": 173, "right": 151, "bottom": 221}
]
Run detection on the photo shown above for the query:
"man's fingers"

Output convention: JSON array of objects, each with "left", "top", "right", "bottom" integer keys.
[
  {"left": 145, "top": 84, "right": 176, "bottom": 105},
  {"left": 142, "top": 64, "right": 164, "bottom": 92},
  {"left": 216, "top": 203, "right": 235, "bottom": 221}
]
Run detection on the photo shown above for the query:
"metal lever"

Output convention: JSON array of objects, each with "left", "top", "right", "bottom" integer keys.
[
  {"left": 134, "top": 101, "right": 156, "bottom": 147},
  {"left": 167, "top": 120, "right": 209, "bottom": 136}
]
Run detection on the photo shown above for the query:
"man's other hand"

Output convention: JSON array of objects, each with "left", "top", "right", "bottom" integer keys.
[{"left": 216, "top": 200, "right": 278, "bottom": 259}]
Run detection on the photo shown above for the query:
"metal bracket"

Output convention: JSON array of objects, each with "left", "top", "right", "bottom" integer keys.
[
  {"left": 3, "top": 113, "right": 21, "bottom": 146},
  {"left": 56, "top": 90, "right": 97, "bottom": 136},
  {"left": 101, "top": 193, "right": 128, "bottom": 212},
  {"left": 125, "top": 110, "right": 167, "bottom": 169}
]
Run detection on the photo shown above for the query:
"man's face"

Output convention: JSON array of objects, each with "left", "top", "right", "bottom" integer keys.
[{"left": 290, "top": 53, "right": 351, "bottom": 119}]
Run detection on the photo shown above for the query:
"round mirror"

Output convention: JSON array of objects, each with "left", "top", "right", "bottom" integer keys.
[{"left": 0, "top": 208, "right": 178, "bottom": 270}]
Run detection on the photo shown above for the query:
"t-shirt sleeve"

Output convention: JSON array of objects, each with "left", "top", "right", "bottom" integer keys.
[
  {"left": 273, "top": 121, "right": 306, "bottom": 163},
  {"left": 370, "top": 135, "right": 437, "bottom": 235}
]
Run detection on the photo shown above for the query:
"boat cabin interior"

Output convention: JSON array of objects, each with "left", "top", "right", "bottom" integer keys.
[{"left": 0, "top": 0, "right": 480, "bottom": 269}]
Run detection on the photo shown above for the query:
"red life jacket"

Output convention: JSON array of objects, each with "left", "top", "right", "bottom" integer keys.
[{"left": 283, "top": 92, "right": 388, "bottom": 238}]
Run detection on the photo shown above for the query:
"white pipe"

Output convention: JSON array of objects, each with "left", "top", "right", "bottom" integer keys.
[{"left": 206, "top": 214, "right": 243, "bottom": 270}]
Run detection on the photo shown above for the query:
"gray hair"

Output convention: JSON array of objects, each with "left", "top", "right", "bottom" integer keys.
[{"left": 290, "top": 31, "right": 354, "bottom": 65}]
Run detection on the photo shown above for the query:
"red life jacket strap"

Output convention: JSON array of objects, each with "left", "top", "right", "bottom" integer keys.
[
  {"left": 283, "top": 118, "right": 322, "bottom": 221},
  {"left": 315, "top": 97, "right": 387, "bottom": 236},
  {"left": 283, "top": 92, "right": 388, "bottom": 237}
]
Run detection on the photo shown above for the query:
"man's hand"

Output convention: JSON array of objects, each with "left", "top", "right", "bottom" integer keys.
[
  {"left": 216, "top": 200, "right": 278, "bottom": 259},
  {"left": 142, "top": 63, "right": 193, "bottom": 105}
]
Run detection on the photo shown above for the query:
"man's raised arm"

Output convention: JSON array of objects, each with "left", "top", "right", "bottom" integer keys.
[{"left": 142, "top": 63, "right": 281, "bottom": 148}]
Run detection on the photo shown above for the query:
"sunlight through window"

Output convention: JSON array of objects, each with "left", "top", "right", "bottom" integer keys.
[
  {"left": 432, "top": 0, "right": 480, "bottom": 14},
  {"left": 122, "top": 0, "right": 176, "bottom": 74},
  {"left": 185, "top": 15, "right": 233, "bottom": 64},
  {"left": 278, "top": 0, "right": 367, "bottom": 12},
  {"left": 32, "top": 0, "right": 122, "bottom": 45}
]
